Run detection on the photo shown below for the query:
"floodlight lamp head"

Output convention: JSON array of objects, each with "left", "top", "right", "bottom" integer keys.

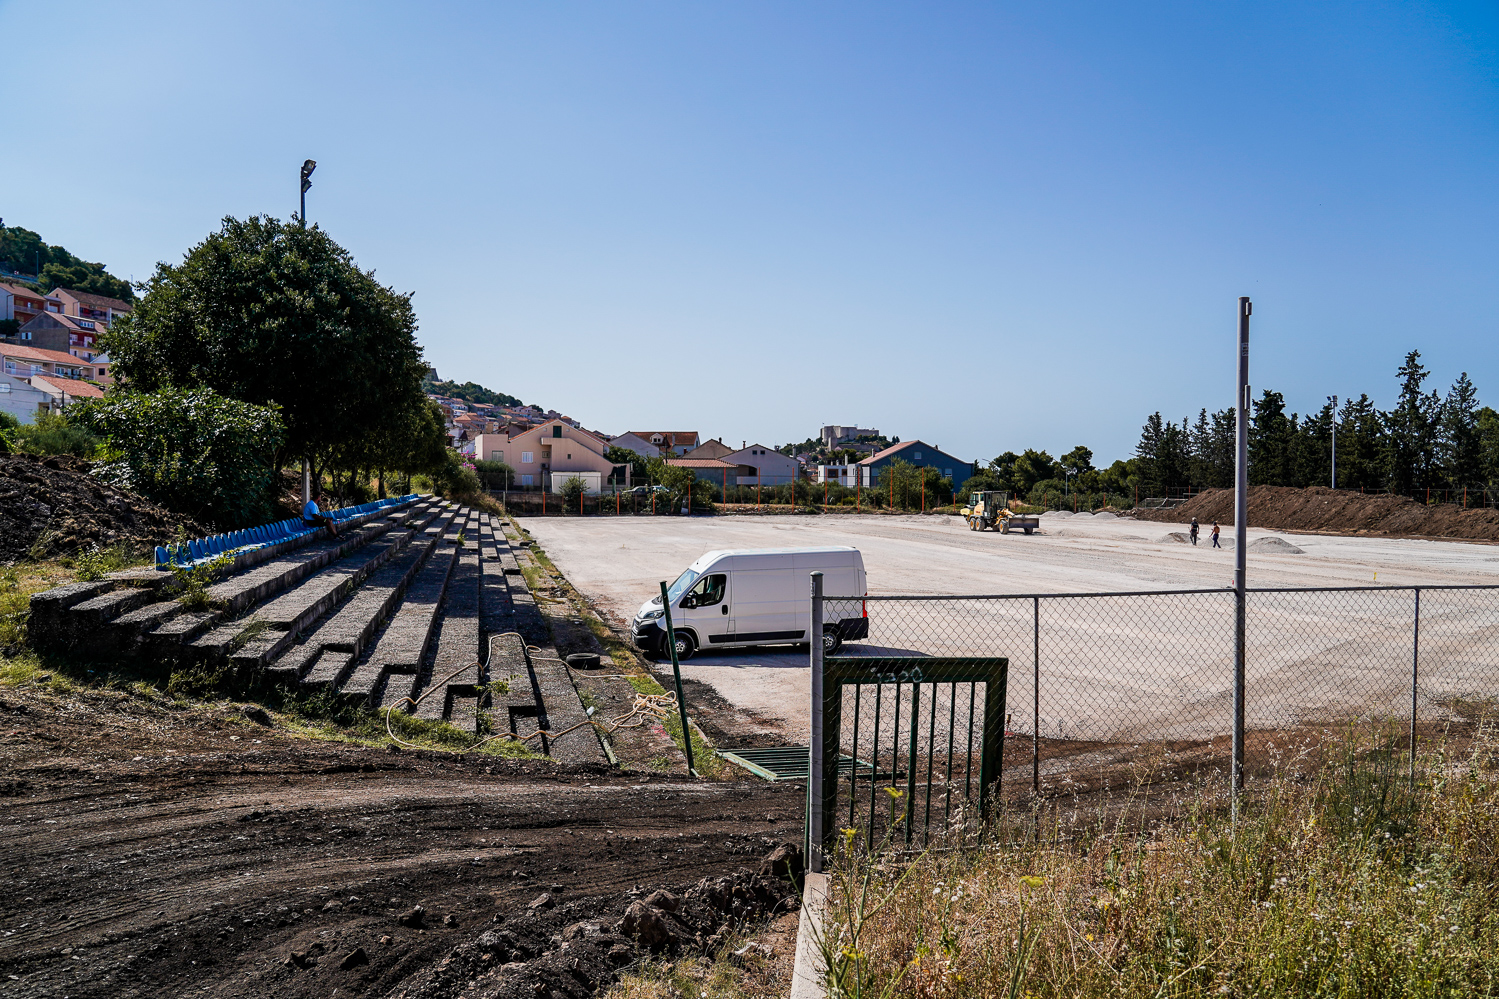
[{"left": 301, "top": 159, "right": 317, "bottom": 179}]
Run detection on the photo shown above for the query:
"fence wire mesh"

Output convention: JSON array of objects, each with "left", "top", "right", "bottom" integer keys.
[{"left": 820, "top": 585, "right": 1499, "bottom": 825}]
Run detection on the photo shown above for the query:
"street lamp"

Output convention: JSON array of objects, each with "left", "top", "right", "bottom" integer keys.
[
  {"left": 299, "top": 159, "right": 317, "bottom": 225},
  {"left": 298, "top": 158, "right": 317, "bottom": 506}
]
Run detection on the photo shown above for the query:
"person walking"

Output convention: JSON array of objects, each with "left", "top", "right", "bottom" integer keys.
[
  {"left": 1211, "top": 522, "right": 1221, "bottom": 548},
  {"left": 1189, "top": 517, "right": 1200, "bottom": 546}
]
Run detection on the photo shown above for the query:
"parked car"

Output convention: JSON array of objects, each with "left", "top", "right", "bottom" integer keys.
[
  {"left": 631, "top": 546, "right": 868, "bottom": 660},
  {"left": 626, "top": 484, "right": 672, "bottom": 497}
]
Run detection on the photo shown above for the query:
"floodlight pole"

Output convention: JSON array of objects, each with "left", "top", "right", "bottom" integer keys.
[
  {"left": 299, "top": 158, "right": 317, "bottom": 508},
  {"left": 1233, "top": 297, "right": 1251, "bottom": 811}
]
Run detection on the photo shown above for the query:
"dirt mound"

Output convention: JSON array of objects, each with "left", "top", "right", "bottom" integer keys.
[
  {"left": 1249, "top": 536, "right": 1305, "bottom": 554},
  {"left": 0, "top": 452, "right": 206, "bottom": 563},
  {"left": 1133, "top": 486, "right": 1499, "bottom": 541}
]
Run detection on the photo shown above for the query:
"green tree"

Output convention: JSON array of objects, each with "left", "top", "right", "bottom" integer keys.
[
  {"left": 606, "top": 445, "right": 650, "bottom": 485},
  {"left": 1335, "top": 394, "right": 1386, "bottom": 490},
  {"left": 1385, "top": 350, "right": 1442, "bottom": 496},
  {"left": 1476, "top": 407, "right": 1499, "bottom": 487},
  {"left": 473, "top": 459, "right": 516, "bottom": 490},
  {"left": 0, "top": 223, "right": 134, "bottom": 302},
  {"left": 987, "top": 451, "right": 1021, "bottom": 492},
  {"left": 1011, "top": 449, "right": 1058, "bottom": 494},
  {"left": 1249, "top": 391, "right": 1294, "bottom": 486},
  {"left": 75, "top": 387, "right": 285, "bottom": 528},
  {"left": 1135, "top": 413, "right": 1189, "bottom": 494},
  {"left": 1059, "top": 445, "right": 1094, "bottom": 478},
  {"left": 1440, "top": 372, "right": 1482, "bottom": 488},
  {"left": 101, "top": 215, "right": 427, "bottom": 482},
  {"left": 421, "top": 373, "right": 523, "bottom": 407}
]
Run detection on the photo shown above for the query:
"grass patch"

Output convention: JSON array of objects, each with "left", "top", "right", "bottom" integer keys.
[
  {"left": 820, "top": 731, "right": 1499, "bottom": 998},
  {"left": 605, "top": 939, "right": 788, "bottom": 999}
]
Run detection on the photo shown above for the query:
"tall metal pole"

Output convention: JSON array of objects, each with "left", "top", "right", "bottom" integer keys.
[
  {"left": 298, "top": 159, "right": 317, "bottom": 508},
  {"left": 1330, "top": 394, "right": 1338, "bottom": 489},
  {"left": 658, "top": 581, "right": 696, "bottom": 776},
  {"left": 809, "top": 571, "right": 825, "bottom": 873},
  {"left": 1233, "top": 297, "right": 1251, "bottom": 806}
]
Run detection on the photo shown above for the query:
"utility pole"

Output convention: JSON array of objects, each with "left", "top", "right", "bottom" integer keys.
[
  {"left": 1329, "top": 395, "right": 1338, "bottom": 489},
  {"left": 1233, "top": 297, "right": 1251, "bottom": 811}
]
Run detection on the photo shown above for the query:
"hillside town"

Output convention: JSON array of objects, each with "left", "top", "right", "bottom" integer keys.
[{"left": 427, "top": 380, "right": 975, "bottom": 494}]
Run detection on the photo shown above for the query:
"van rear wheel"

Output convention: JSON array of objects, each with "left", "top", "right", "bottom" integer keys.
[
  {"left": 821, "top": 629, "right": 843, "bottom": 656},
  {"left": 671, "top": 632, "right": 697, "bottom": 661}
]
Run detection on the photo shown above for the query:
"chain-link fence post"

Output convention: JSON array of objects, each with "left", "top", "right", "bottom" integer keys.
[
  {"left": 808, "top": 571, "right": 826, "bottom": 874},
  {"left": 1411, "top": 587, "right": 1421, "bottom": 767},
  {"left": 1032, "top": 596, "right": 1040, "bottom": 796}
]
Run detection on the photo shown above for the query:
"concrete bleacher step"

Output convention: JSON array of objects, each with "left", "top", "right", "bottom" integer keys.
[
  {"left": 183, "top": 502, "right": 453, "bottom": 670},
  {"left": 405, "top": 547, "right": 482, "bottom": 720},
  {"left": 340, "top": 542, "right": 460, "bottom": 707},
  {"left": 204, "top": 514, "right": 406, "bottom": 616},
  {"left": 272, "top": 505, "right": 462, "bottom": 680}
]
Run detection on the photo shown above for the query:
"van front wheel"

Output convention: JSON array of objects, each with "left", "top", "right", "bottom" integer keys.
[{"left": 671, "top": 632, "right": 697, "bottom": 661}]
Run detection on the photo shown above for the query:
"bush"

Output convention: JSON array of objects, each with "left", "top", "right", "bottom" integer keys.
[
  {"left": 473, "top": 459, "right": 516, "bottom": 490},
  {"left": 74, "top": 387, "right": 285, "bottom": 529},
  {"left": 558, "top": 475, "right": 588, "bottom": 512},
  {"left": 11, "top": 411, "right": 99, "bottom": 458}
]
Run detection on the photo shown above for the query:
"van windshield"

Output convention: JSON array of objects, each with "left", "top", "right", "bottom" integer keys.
[{"left": 666, "top": 568, "right": 701, "bottom": 605}]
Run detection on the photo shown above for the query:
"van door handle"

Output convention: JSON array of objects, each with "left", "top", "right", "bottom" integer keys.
[{"left": 721, "top": 605, "right": 728, "bottom": 615}]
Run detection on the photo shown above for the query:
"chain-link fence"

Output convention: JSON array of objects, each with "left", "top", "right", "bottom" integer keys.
[{"left": 808, "top": 583, "right": 1499, "bottom": 861}]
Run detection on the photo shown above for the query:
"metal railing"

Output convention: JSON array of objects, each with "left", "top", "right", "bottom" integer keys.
[{"left": 807, "top": 581, "right": 1499, "bottom": 863}]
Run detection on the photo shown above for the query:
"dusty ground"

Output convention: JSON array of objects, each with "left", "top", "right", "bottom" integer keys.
[
  {"left": 515, "top": 512, "right": 1499, "bottom": 749},
  {"left": 0, "top": 682, "right": 805, "bottom": 999}
]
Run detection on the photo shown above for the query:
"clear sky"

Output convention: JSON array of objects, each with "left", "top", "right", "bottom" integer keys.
[{"left": 3, "top": 1, "right": 1495, "bottom": 465}]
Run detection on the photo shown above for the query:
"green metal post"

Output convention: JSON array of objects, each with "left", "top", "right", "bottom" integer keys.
[{"left": 659, "top": 581, "right": 696, "bottom": 775}]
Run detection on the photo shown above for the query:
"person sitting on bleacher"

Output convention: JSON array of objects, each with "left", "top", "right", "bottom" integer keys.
[{"left": 302, "top": 492, "right": 339, "bottom": 538}]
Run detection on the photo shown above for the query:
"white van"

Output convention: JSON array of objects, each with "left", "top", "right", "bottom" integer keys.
[{"left": 631, "top": 547, "right": 868, "bottom": 660}]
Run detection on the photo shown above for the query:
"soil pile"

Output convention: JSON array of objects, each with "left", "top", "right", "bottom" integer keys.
[
  {"left": 1133, "top": 486, "right": 1499, "bottom": 541},
  {"left": 0, "top": 452, "right": 206, "bottom": 563}
]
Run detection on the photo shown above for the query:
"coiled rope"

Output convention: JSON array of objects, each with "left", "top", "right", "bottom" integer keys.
[{"left": 383, "top": 632, "right": 681, "bottom": 753}]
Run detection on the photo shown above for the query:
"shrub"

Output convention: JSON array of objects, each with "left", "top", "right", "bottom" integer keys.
[
  {"left": 11, "top": 411, "right": 100, "bottom": 458},
  {"left": 473, "top": 459, "right": 516, "bottom": 490},
  {"left": 558, "top": 475, "right": 588, "bottom": 512},
  {"left": 74, "top": 387, "right": 285, "bottom": 529}
]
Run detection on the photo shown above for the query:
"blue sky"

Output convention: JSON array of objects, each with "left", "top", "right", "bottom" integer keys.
[{"left": 2, "top": 1, "right": 1495, "bottom": 464}]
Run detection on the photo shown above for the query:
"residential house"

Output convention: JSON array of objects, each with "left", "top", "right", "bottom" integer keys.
[
  {"left": 49, "top": 288, "right": 133, "bottom": 327},
  {"left": 681, "top": 437, "right": 735, "bottom": 459},
  {"left": 15, "top": 312, "right": 107, "bottom": 361},
  {"left": 0, "top": 282, "right": 61, "bottom": 327},
  {"left": 90, "top": 352, "right": 113, "bottom": 385},
  {"left": 474, "top": 419, "right": 630, "bottom": 493},
  {"left": 857, "top": 440, "right": 973, "bottom": 491},
  {"left": 0, "top": 344, "right": 91, "bottom": 381},
  {"left": 665, "top": 456, "right": 759, "bottom": 494},
  {"left": 0, "top": 372, "right": 50, "bottom": 424},
  {"left": 719, "top": 443, "right": 800, "bottom": 485},
  {"left": 611, "top": 431, "right": 700, "bottom": 457},
  {"left": 30, "top": 374, "right": 104, "bottom": 412}
]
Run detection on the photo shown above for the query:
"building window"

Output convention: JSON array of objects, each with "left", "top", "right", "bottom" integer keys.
[
  {"left": 490, "top": 450, "right": 503, "bottom": 461},
  {"left": 552, "top": 425, "right": 562, "bottom": 438},
  {"left": 20, "top": 331, "right": 30, "bottom": 340},
  {"left": 521, "top": 474, "right": 533, "bottom": 486},
  {"left": 944, "top": 469, "right": 952, "bottom": 477},
  {"left": 914, "top": 451, "right": 922, "bottom": 459},
  {"left": 522, "top": 451, "right": 534, "bottom": 463}
]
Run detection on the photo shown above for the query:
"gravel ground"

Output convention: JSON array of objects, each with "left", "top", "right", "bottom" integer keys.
[{"left": 516, "top": 512, "right": 1499, "bottom": 746}]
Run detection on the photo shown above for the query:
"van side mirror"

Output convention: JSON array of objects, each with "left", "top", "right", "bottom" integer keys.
[{"left": 680, "top": 596, "right": 695, "bottom": 609}]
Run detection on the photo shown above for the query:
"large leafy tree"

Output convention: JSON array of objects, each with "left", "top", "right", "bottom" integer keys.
[
  {"left": 101, "top": 215, "right": 428, "bottom": 476},
  {"left": 0, "top": 224, "right": 135, "bottom": 301}
]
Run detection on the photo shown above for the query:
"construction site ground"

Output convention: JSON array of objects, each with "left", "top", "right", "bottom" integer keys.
[
  {"left": 0, "top": 680, "right": 805, "bottom": 999},
  {"left": 516, "top": 510, "right": 1499, "bottom": 747}
]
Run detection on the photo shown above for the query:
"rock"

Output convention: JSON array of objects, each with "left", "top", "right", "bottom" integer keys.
[
  {"left": 339, "top": 947, "right": 368, "bottom": 970},
  {"left": 443, "top": 913, "right": 458, "bottom": 927},
  {"left": 562, "top": 921, "right": 601, "bottom": 940},
  {"left": 528, "top": 893, "right": 554, "bottom": 911},
  {"left": 240, "top": 705, "right": 272, "bottom": 726},
  {"left": 322, "top": 900, "right": 343, "bottom": 912},
  {"left": 607, "top": 942, "right": 634, "bottom": 965},
  {"left": 286, "top": 949, "right": 316, "bottom": 968},
  {"left": 642, "top": 889, "right": 681, "bottom": 912},
  {"left": 761, "top": 843, "right": 804, "bottom": 881},
  {"left": 397, "top": 905, "right": 425, "bottom": 927},
  {"left": 619, "top": 901, "right": 678, "bottom": 951},
  {"left": 379, "top": 935, "right": 393, "bottom": 945}
]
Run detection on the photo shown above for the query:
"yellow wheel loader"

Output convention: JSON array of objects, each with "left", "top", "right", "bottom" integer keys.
[{"left": 960, "top": 490, "right": 1041, "bottom": 534}]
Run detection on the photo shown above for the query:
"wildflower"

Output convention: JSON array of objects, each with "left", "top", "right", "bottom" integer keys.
[
  {"left": 885, "top": 787, "right": 904, "bottom": 800},
  {"left": 1019, "top": 876, "right": 1045, "bottom": 889}
]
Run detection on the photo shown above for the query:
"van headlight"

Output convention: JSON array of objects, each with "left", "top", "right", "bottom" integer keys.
[{"left": 640, "top": 608, "right": 664, "bottom": 621}]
